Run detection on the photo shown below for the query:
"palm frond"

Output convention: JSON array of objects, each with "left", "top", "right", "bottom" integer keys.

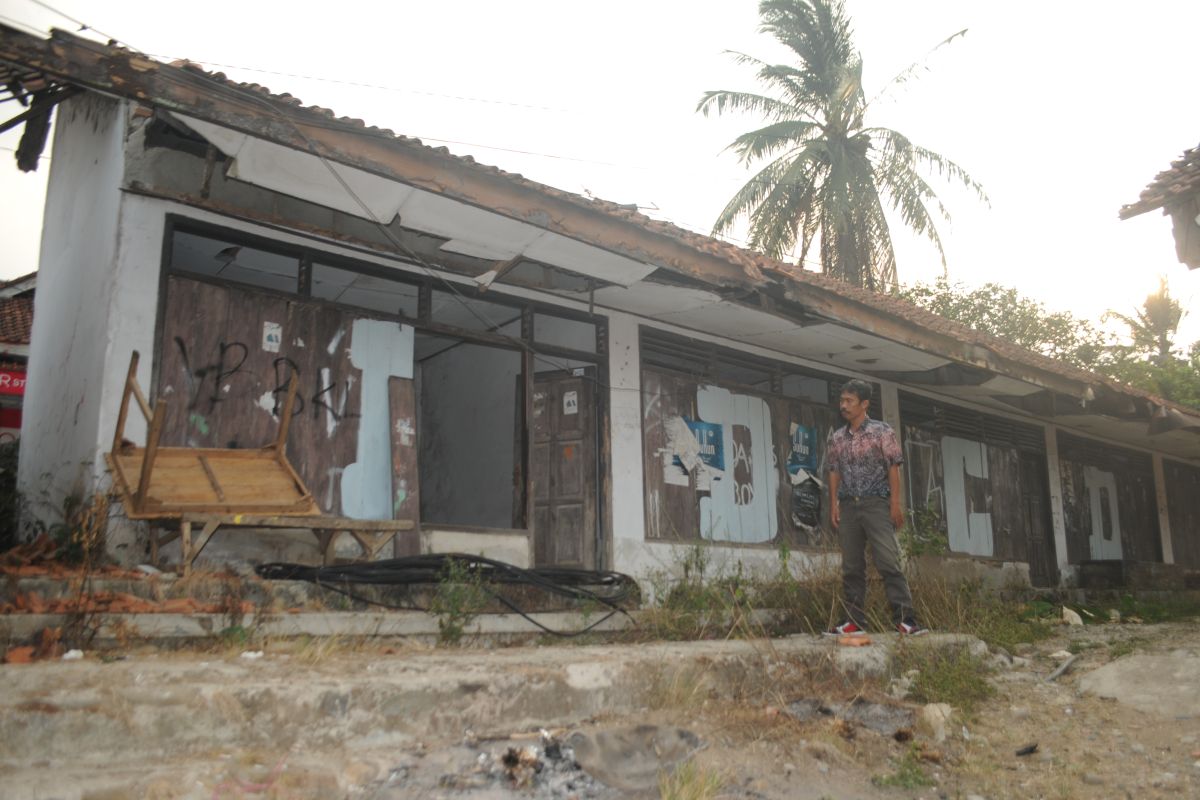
[
  {"left": 727, "top": 119, "right": 821, "bottom": 163},
  {"left": 865, "top": 28, "right": 968, "bottom": 110},
  {"left": 696, "top": 89, "right": 796, "bottom": 120}
]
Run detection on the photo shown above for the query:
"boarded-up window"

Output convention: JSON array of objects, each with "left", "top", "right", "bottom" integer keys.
[
  {"left": 899, "top": 393, "right": 1052, "bottom": 571},
  {"left": 640, "top": 361, "right": 838, "bottom": 549},
  {"left": 1057, "top": 433, "right": 1160, "bottom": 564},
  {"left": 156, "top": 276, "right": 418, "bottom": 523},
  {"left": 1164, "top": 459, "right": 1200, "bottom": 569}
]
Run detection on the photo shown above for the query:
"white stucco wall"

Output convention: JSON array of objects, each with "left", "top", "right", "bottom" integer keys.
[{"left": 19, "top": 95, "right": 129, "bottom": 537}]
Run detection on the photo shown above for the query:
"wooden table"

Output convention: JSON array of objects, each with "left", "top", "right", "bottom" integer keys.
[{"left": 155, "top": 514, "right": 416, "bottom": 573}]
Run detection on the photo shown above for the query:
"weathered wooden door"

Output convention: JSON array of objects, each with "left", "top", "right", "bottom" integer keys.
[
  {"left": 1020, "top": 452, "right": 1057, "bottom": 587},
  {"left": 530, "top": 369, "right": 596, "bottom": 568}
]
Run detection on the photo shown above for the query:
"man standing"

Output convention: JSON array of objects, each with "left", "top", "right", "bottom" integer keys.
[{"left": 824, "top": 379, "right": 926, "bottom": 636}]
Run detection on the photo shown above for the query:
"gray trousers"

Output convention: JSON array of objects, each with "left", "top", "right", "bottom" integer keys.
[{"left": 838, "top": 496, "right": 914, "bottom": 625}]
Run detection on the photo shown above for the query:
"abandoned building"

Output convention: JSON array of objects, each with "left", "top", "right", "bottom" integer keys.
[{"left": 2, "top": 26, "right": 1198, "bottom": 591}]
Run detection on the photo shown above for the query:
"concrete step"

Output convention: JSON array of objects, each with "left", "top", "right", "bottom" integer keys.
[
  {"left": 0, "top": 634, "right": 970, "bottom": 772},
  {"left": 0, "top": 608, "right": 634, "bottom": 647}
]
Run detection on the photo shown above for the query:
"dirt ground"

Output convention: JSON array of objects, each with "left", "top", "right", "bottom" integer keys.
[
  {"left": 348, "top": 620, "right": 1200, "bottom": 799},
  {"left": 619, "top": 620, "right": 1200, "bottom": 800},
  {"left": 4, "top": 619, "right": 1199, "bottom": 799}
]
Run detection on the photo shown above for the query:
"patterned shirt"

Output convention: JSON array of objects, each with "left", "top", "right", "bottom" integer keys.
[{"left": 826, "top": 417, "right": 903, "bottom": 498}]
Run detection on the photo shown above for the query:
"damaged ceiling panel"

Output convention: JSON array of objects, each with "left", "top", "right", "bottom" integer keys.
[
  {"left": 173, "top": 113, "right": 412, "bottom": 221},
  {"left": 174, "top": 112, "right": 656, "bottom": 288},
  {"left": 521, "top": 231, "right": 656, "bottom": 287}
]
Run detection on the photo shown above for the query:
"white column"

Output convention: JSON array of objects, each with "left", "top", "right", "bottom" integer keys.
[
  {"left": 878, "top": 380, "right": 906, "bottom": 506},
  {"left": 607, "top": 313, "right": 646, "bottom": 573},
  {"left": 1043, "top": 424, "right": 1071, "bottom": 579},
  {"left": 1152, "top": 454, "right": 1175, "bottom": 564}
]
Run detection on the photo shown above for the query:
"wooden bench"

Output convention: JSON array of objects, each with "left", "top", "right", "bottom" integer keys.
[
  {"left": 106, "top": 351, "right": 414, "bottom": 574},
  {"left": 162, "top": 513, "right": 415, "bottom": 570}
]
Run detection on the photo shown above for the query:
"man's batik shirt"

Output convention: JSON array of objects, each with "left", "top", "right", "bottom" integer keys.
[{"left": 826, "top": 417, "right": 904, "bottom": 499}]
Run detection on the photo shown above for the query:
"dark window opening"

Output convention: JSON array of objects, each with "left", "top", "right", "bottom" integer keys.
[
  {"left": 1098, "top": 486, "right": 1115, "bottom": 541},
  {"left": 416, "top": 333, "right": 523, "bottom": 529}
]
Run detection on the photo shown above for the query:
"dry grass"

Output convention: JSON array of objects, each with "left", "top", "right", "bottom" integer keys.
[{"left": 658, "top": 759, "right": 725, "bottom": 800}]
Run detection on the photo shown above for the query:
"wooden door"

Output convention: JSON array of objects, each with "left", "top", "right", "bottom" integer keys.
[
  {"left": 530, "top": 369, "right": 596, "bottom": 568},
  {"left": 1020, "top": 451, "right": 1057, "bottom": 587}
]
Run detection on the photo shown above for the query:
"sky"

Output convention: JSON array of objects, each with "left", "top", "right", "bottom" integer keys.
[{"left": 1, "top": 0, "right": 1198, "bottom": 345}]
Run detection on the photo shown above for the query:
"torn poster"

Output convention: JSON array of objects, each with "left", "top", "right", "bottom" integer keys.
[
  {"left": 674, "top": 418, "right": 724, "bottom": 471},
  {"left": 262, "top": 321, "right": 282, "bottom": 353},
  {"left": 666, "top": 416, "right": 703, "bottom": 473},
  {"left": 787, "top": 423, "right": 817, "bottom": 476},
  {"left": 664, "top": 416, "right": 726, "bottom": 491},
  {"left": 788, "top": 422, "right": 822, "bottom": 528},
  {"left": 662, "top": 450, "right": 689, "bottom": 486}
]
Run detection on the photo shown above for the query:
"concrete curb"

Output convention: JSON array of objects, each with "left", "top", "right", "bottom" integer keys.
[
  {"left": 0, "top": 633, "right": 976, "bottom": 768},
  {"left": 1, "top": 609, "right": 636, "bottom": 644}
]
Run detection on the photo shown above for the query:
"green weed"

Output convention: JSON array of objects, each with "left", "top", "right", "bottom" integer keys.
[
  {"left": 872, "top": 746, "right": 935, "bottom": 789},
  {"left": 896, "top": 646, "right": 995, "bottom": 715},
  {"left": 429, "top": 557, "right": 489, "bottom": 646}
]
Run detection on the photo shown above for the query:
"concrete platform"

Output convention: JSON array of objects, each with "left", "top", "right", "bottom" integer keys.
[{"left": 0, "top": 633, "right": 971, "bottom": 766}]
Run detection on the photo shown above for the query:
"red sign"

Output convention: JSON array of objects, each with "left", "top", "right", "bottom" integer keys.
[{"left": 0, "top": 369, "right": 24, "bottom": 396}]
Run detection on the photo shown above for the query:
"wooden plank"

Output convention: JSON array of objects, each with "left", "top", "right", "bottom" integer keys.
[
  {"left": 274, "top": 368, "right": 299, "bottom": 459},
  {"left": 197, "top": 453, "right": 226, "bottom": 502},
  {"left": 640, "top": 369, "right": 699, "bottom": 541},
  {"left": 113, "top": 351, "right": 139, "bottom": 454},
  {"left": 134, "top": 400, "right": 168, "bottom": 514},
  {"left": 388, "top": 375, "right": 420, "bottom": 556},
  {"left": 181, "top": 513, "right": 413, "bottom": 529}
]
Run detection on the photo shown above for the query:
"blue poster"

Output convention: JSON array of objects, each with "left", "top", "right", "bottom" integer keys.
[
  {"left": 674, "top": 417, "right": 724, "bottom": 470},
  {"left": 787, "top": 423, "right": 817, "bottom": 475}
]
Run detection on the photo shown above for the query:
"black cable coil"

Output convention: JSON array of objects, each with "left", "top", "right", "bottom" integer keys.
[{"left": 255, "top": 553, "right": 638, "bottom": 637}]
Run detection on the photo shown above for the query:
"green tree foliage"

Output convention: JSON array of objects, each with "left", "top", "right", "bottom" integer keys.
[
  {"left": 1103, "top": 279, "right": 1199, "bottom": 409},
  {"left": 1104, "top": 277, "right": 1183, "bottom": 365},
  {"left": 894, "top": 277, "right": 1107, "bottom": 370},
  {"left": 698, "top": 0, "right": 986, "bottom": 290},
  {"left": 896, "top": 277, "right": 1200, "bottom": 411}
]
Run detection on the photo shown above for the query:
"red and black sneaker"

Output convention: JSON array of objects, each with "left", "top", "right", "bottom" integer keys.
[
  {"left": 824, "top": 620, "right": 868, "bottom": 636},
  {"left": 896, "top": 619, "right": 929, "bottom": 636}
]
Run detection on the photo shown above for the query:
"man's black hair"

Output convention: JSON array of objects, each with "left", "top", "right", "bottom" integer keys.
[{"left": 840, "top": 379, "right": 873, "bottom": 404}]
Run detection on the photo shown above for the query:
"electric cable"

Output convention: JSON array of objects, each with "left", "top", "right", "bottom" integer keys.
[{"left": 255, "top": 553, "right": 639, "bottom": 637}]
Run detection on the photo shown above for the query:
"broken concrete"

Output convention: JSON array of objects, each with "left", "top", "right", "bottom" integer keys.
[
  {"left": 0, "top": 633, "right": 967, "bottom": 798},
  {"left": 1079, "top": 650, "right": 1200, "bottom": 719}
]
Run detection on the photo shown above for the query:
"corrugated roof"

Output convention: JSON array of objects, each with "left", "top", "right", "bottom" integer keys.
[{"left": 1120, "top": 143, "right": 1200, "bottom": 219}]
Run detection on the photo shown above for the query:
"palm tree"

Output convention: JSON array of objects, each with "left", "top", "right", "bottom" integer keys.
[
  {"left": 698, "top": 0, "right": 987, "bottom": 290},
  {"left": 1105, "top": 277, "right": 1184, "bottom": 365}
]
